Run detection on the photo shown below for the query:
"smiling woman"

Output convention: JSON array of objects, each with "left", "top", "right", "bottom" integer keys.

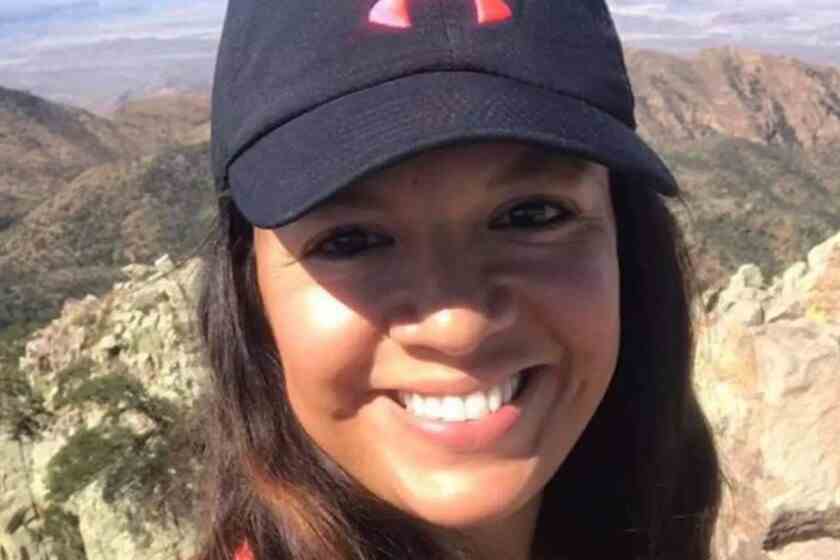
[
  {"left": 194, "top": 1, "right": 721, "bottom": 559},
  {"left": 253, "top": 143, "right": 620, "bottom": 554}
]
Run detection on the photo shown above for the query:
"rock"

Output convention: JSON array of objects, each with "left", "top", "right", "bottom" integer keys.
[
  {"left": 154, "top": 254, "right": 174, "bottom": 275},
  {"left": 696, "top": 231, "right": 840, "bottom": 560},
  {"left": 1, "top": 256, "right": 204, "bottom": 560},
  {"left": 73, "top": 481, "right": 195, "bottom": 560},
  {"left": 121, "top": 264, "right": 153, "bottom": 281},
  {"left": 2, "top": 229, "right": 838, "bottom": 560},
  {"left": 0, "top": 440, "right": 40, "bottom": 560}
]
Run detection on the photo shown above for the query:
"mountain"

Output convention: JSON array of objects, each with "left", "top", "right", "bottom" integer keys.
[
  {"left": 108, "top": 91, "right": 211, "bottom": 150},
  {"left": 0, "top": 142, "right": 216, "bottom": 328},
  {"left": 0, "top": 86, "right": 136, "bottom": 230},
  {"left": 625, "top": 47, "right": 840, "bottom": 289},
  {"left": 0, "top": 37, "right": 219, "bottom": 114},
  {"left": 0, "top": 46, "right": 838, "bottom": 327},
  {"left": 0, "top": 86, "right": 211, "bottom": 235},
  {"left": 626, "top": 46, "right": 840, "bottom": 149},
  {"left": 0, "top": 86, "right": 213, "bottom": 328},
  {"left": 1, "top": 45, "right": 839, "bottom": 559}
]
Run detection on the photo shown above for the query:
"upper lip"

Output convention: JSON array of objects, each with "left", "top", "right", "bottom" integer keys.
[{"left": 387, "top": 363, "right": 544, "bottom": 398}]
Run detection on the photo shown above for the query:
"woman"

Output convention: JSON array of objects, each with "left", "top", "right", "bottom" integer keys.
[{"left": 196, "top": 1, "right": 721, "bottom": 559}]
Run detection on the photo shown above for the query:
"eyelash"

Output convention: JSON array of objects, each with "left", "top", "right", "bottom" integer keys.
[{"left": 306, "top": 198, "right": 577, "bottom": 260}]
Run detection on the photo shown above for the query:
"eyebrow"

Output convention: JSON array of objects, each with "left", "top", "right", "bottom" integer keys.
[{"left": 316, "top": 147, "right": 587, "bottom": 212}]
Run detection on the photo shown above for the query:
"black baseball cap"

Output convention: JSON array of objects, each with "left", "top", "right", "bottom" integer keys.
[{"left": 211, "top": 0, "right": 678, "bottom": 229}]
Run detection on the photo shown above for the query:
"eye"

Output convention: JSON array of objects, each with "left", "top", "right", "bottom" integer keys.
[
  {"left": 490, "top": 198, "right": 576, "bottom": 230},
  {"left": 307, "top": 226, "right": 392, "bottom": 260},
  {"left": 306, "top": 198, "right": 577, "bottom": 260}
]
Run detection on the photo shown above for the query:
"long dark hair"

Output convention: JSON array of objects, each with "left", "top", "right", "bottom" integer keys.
[{"left": 193, "top": 164, "right": 721, "bottom": 560}]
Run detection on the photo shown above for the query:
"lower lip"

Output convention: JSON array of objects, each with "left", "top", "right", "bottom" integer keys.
[{"left": 392, "top": 366, "right": 548, "bottom": 453}]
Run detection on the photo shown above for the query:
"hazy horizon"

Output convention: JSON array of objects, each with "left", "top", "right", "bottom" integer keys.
[
  {"left": 1, "top": 0, "right": 837, "bottom": 111},
  {"left": 1, "top": 1, "right": 838, "bottom": 51}
]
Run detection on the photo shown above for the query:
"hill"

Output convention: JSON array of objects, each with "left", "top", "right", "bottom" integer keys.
[
  {"left": 0, "top": 86, "right": 212, "bottom": 236},
  {"left": 0, "top": 46, "right": 839, "bottom": 325},
  {"left": 625, "top": 47, "right": 840, "bottom": 289},
  {"left": 0, "top": 86, "right": 136, "bottom": 230},
  {"left": 626, "top": 46, "right": 840, "bottom": 150},
  {"left": 107, "top": 91, "right": 211, "bottom": 154},
  {"left": 0, "top": 142, "right": 216, "bottom": 327}
]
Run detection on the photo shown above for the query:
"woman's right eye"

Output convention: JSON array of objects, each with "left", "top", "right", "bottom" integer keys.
[{"left": 308, "top": 226, "right": 392, "bottom": 260}]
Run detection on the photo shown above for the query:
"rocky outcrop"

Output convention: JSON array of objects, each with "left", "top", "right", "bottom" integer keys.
[
  {"left": 2, "top": 230, "right": 839, "bottom": 560},
  {"left": 0, "top": 255, "right": 204, "bottom": 560},
  {"left": 696, "top": 231, "right": 840, "bottom": 560}
]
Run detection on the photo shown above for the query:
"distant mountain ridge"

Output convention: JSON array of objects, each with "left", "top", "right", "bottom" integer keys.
[
  {"left": 0, "top": 86, "right": 135, "bottom": 228},
  {"left": 626, "top": 46, "right": 840, "bottom": 150},
  {"left": 0, "top": 86, "right": 210, "bottom": 228},
  {"left": 624, "top": 47, "right": 840, "bottom": 288},
  {"left": 0, "top": 45, "right": 838, "bottom": 328},
  {"left": 108, "top": 92, "right": 211, "bottom": 151},
  {"left": 0, "top": 142, "right": 215, "bottom": 327}
]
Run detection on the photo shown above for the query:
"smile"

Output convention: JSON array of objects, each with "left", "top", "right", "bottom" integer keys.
[
  {"left": 388, "top": 365, "right": 550, "bottom": 453},
  {"left": 398, "top": 370, "right": 527, "bottom": 422}
]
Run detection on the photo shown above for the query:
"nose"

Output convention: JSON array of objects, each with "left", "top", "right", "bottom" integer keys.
[{"left": 387, "top": 254, "right": 517, "bottom": 357}]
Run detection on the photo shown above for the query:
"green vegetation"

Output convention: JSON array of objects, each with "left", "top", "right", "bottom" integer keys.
[
  {"left": 2, "top": 504, "right": 87, "bottom": 560},
  {"left": 46, "top": 426, "right": 138, "bottom": 503},
  {"left": 45, "top": 368, "right": 199, "bottom": 524},
  {"left": 53, "top": 357, "right": 96, "bottom": 403},
  {"left": 35, "top": 506, "right": 87, "bottom": 560},
  {"left": 0, "top": 142, "right": 215, "bottom": 330},
  {"left": 0, "top": 321, "right": 51, "bottom": 441},
  {"left": 658, "top": 134, "right": 840, "bottom": 288}
]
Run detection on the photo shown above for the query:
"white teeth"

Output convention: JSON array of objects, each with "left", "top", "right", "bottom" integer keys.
[
  {"left": 464, "top": 391, "right": 489, "bottom": 420},
  {"left": 442, "top": 396, "right": 466, "bottom": 421},
  {"left": 424, "top": 396, "right": 443, "bottom": 419},
  {"left": 401, "top": 371, "right": 524, "bottom": 423},
  {"left": 487, "top": 385, "right": 503, "bottom": 413}
]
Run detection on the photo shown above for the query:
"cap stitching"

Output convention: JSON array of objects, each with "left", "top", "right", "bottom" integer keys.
[{"left": 436, "top": 0, "right": 456, "bottom": 63}]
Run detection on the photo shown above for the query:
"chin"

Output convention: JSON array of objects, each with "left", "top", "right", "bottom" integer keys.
[{"left": 392, "top": 467, "right": 542, "bottom": 529}]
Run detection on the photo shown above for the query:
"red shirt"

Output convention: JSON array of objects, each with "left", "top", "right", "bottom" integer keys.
[{"left": 234, "top": 542, "right": 254, "bottom": 560}]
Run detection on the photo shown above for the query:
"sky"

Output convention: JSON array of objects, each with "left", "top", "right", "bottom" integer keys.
[
  {"left": 608, "top": 0, "right": 840, "bottom": 49},
  {"left": 0, "top": 0, "right": 839, "bottom": 51},
  {"left": 0, "top": 0, "right": 840, "bottom": 54},
  {"left": 0, "top": 0, "right": 837, "bottom": 110},
  {"left": 0, "top": 0, "right": 225, "bottom": 51}
]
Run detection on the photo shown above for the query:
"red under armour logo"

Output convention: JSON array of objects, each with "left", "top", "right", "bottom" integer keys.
[{"left": 369, "top": 0, "right": 512, "bottom": 28}]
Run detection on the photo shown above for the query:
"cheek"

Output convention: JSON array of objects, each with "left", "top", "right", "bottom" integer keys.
[
  {"left": 561, "top": 250, "right": 620, "bottom": 340},
  {"left": 510, "top": 241, "right": 621, "bottom": 475},
  {"left": 506, "top": 239, "right": 621, "bottom": 362},
  {"left": 261, "top": 281, "right": 377, "bottom": 417}
]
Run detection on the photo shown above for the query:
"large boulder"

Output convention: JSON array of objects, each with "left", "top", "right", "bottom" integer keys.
[{"left": 696, "top": 232, "right": 840, "bottom": 560}]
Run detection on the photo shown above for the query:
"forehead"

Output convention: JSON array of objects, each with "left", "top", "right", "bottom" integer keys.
[{"left": 321, "top": 141, "right": 605, "bottom": 211}]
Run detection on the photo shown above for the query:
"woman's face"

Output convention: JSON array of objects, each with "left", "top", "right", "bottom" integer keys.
[{"left": 254, "top": 141, "right": 620, "bottom": 540}]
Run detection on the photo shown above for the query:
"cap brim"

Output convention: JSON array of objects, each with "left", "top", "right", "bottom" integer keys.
[{"left": 228, "top": 71, "right": 678, "bottom": 228}]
